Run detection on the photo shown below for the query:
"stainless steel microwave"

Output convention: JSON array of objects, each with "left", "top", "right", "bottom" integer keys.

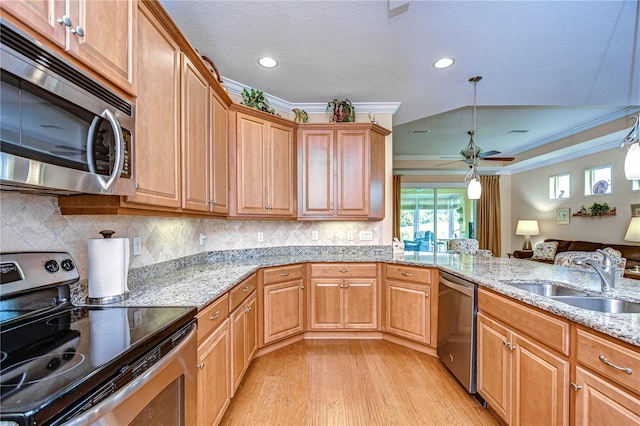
[{"left": 0, "top": 21, "right": 135, "bottom": 196}]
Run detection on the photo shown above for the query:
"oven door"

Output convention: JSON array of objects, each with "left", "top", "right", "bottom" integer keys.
[{"left": 62, "top": 324, "right": 197, "bottom": 426}]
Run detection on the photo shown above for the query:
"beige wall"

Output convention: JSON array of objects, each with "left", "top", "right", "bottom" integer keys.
[{"left": 509, "top": 147, "right": 639, "bottom": 252}]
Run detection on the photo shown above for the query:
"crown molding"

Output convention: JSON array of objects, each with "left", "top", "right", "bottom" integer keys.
[{"left": 221, "top": 76, "right": 401, "bottom": 115}]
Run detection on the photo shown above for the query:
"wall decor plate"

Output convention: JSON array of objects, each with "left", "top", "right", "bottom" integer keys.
[{"left": 592, "top": 180, "right": 609, "bottom": 194}]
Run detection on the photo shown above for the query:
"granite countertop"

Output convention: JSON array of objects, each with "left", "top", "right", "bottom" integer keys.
[{"left": 74, "top": 246, "right": 640, "bottom": 347}]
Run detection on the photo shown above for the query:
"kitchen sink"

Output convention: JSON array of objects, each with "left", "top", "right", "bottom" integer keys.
[
  {"left": 502, "top": 281, "right": 589, "bottom": 297},
  {"left": 549, "top": 296, "right": 640, "bottom": 314}
]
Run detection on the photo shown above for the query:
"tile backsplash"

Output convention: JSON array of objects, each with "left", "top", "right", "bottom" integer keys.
[{"left": 1, "top": 192, "right": 383, "bottom": 277}]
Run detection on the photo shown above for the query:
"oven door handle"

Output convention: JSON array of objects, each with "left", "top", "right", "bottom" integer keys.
[
  {"left": 62, "top": 323, "right": 196, "bottom": 426},
  {"left": 440, "top": 277, "right": 474, "bottom": 297}
]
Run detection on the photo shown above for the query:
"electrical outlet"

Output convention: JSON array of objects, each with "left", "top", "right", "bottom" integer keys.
[
  {"left": 311, "top": 230, "right": 318, "bottom": 241},
  {"left": 359, "top": 231, "right": 373, "bottom": 241},
  {"left": 347, "top": 231, "right": 354, "bottom": 241},
  {"left": 132, "top": 237, "right": 142, "bottom": 256},
  {"left": 199, "top": 233, "right": 206, "bottom": 246},
  {"left": 257, "top": 232, "right": 264, "bottom": 242}
]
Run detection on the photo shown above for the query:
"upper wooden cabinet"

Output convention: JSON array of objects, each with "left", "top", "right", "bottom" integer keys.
[
  {"left": 298, "top": 123, "right": 390, "bottom": 220},
  {"left": 209, "top": 88, "right": 229, "bottom": 215},
  {"left": 229, "top": 105, "right": 296, "bottom": 218},
  {"left": 1, "top": 0, "right": 137, "bottom": 94}
]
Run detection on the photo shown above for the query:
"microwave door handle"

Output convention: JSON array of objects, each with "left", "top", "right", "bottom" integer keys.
[
  {"left": 86, "top": 116, "right": 100, "bottom": 175},
  {"left": 100, "top": 109, "right": 124, "bottom": 191}
]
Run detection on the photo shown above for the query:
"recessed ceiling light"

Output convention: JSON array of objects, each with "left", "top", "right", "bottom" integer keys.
[
  {"left": 258, "top": 57, "right": 278, "bottom": 68},
  {"left": 433, "top": 58, "right": 455, "bottom": 69}
]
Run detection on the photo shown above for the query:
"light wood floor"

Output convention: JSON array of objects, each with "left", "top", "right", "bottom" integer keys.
[{"left": 220, "top": 339, "right": 499, "bottom": 425}]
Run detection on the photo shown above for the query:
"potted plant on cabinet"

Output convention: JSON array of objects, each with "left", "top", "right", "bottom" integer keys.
[{"left": 326, "top": 99, "right": 355, "bottom": 122}]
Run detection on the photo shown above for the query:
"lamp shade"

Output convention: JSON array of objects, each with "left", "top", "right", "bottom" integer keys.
[
  {"left": 515, "top": 220, "right": 540, "bottom": 236},
  {"left": 467, "top": 178, "right": 482, "bottom": 199},
  {"left": 624, "top": 143, "right": 640, "bottom": 180},
  {"left": 625, "top": 217, "right": 640, "bottom": 242}
]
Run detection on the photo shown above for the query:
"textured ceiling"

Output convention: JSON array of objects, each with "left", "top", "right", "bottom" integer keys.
[{"left": 159, "top": 0, "right": 640, "bottom": 169}]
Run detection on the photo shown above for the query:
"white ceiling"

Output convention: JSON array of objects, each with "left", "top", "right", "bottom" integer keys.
[{"left": 159, "top": 0, "right": 640, "bottom": 171}]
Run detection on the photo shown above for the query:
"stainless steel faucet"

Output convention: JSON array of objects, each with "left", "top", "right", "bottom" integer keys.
[{"left": 575, "top": 249, "right": 616, "bottom": 291}]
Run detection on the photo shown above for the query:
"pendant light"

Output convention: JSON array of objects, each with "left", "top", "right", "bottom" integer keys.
[
  {"left": 620, "top": 113, "right": 640, "bottom": 180},
  {"left": 464, "top": 76, "right": 483, "bottom": 199}
]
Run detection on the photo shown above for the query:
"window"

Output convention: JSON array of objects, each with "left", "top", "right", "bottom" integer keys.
[
  {"left": 584, "top": 165, "right": 612, "bottom": 196},
  {"left": 549, "top": 173, "right": 570, "bottom": 199},
  {"left": 633, "top": 180, "right": 640, "bottom": 192}
]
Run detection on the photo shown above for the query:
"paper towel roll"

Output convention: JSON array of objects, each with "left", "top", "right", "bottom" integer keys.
[{"left": 87, "top": 237, "right": 130, "bottom": 304}]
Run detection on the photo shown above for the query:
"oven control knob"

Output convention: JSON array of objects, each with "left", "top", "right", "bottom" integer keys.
[
  {"left": 45, "top": 260, "right": 60, "bottom": 273},
  {"left": 61, "top": 259, "right": 75, "bottom": 271}
]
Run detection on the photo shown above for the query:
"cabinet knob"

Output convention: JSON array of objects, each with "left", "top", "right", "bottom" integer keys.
[
  {"left": 300, "top": 285, "right": 305, "bottom": 289},
  {"left": 71, "top": 26, "right": 85, "bottom": 37},
  {"left": 135, "top": 182, "right": 140, "bottom": 189},
  {"left": 340, "top": 285, "right": 344, "bottom": 288},
  {"left": 502, "top": 341, "right": 515, "bottom": 350},
  {"left": 245, "top": 306, "right": 252, "bottom": 312},
  {"left": 197, "top": 363, "right": 205, "bottom": 369},
  {"left": 570, "top": 383, "right": 582, "bottom": 391},
  {"left": 425, "top": 293, "right": 429, "bottom": 298},
  {"left": 210, "top": 311, "right": 220, "bottom": 320},
  {"left": 243, "top": 286, "right": 250, "bottom": 292},
  {"left": 57, "top": 15, "right": 72, "bottom": 27}
]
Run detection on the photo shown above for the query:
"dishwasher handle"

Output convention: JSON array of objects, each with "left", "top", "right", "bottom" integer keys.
[{"left": 440, "top": 276, "right": 475, "bottom": 298}]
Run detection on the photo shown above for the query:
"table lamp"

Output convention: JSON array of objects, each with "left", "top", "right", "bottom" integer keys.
[{"left": 515, "top": 220, "right": 540, "bottom": 250}]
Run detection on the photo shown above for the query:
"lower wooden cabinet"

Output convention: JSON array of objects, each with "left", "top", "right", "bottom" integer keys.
[
  {"left": 262, "top": 265, "right": 305, "bottom": 345},
  {"left": 477, "top": 298, "right": 570, "bottom": 426},
  {"left": 230, "top": 291, "right": 257, "bottom": 395},
  {"left": 197, "top": 318, "right": 230, "bottom": 426}
]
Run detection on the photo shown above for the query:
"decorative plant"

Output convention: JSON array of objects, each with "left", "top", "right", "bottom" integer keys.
[
  {"left": 326, "top": 99, "right": 355, "bottom": 122},
  {"left": 241, "top": 88, "right": 275, "bottom": 115},
  {"left": 589, "top": 202, "right": 611, "bottom": 216}
]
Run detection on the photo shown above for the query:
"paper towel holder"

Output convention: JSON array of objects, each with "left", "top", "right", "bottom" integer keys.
[{"left": 86, "top": 230, "right": 130, "bottom": 305}]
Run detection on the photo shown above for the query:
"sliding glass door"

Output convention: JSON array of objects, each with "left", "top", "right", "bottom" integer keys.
[{"left": 400, "top": 185, "right": 476, "bottom": 260}]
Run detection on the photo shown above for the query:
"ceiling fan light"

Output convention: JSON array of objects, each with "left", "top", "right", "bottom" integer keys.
[
  {"left": 467, "top": 178, "right": 482, "bottom": 199},
  {"left": 433, "top": 57, "right": 455, "bottom": 69},
  {"left": 624, "top": 142, "right": 640, "bottom": 180}
]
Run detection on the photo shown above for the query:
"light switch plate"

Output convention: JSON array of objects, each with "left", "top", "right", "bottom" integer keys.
[{"left": 132, "top": 237, "right": 142, "bottom": 256}]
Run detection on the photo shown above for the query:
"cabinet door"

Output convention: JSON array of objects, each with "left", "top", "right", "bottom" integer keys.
[
  {"left": 309, "top": 279, "right": 343, "bottom": 329},
  {"left": 298, "top": 130, "right": 334, "bottom": 217},
  {"left": 181, "top": 56, "right": 210, "bottom": 212},
  {"left": 209, "top": 88, "right": 229, "bottom": 214},
  {"left": 1, "top": 0, "right": 66, "bottom": 48},
  {"left": 512, "top": 333, "right": 569, "bottom": 426},
  {"left": 197, "top": 319, "right": 230, "bottom": 426},
  {"left": 67, "top": 0, "right": 136, "bottom": 93},
  {"left": 477, "top": 313, "right": 511, "bottom": 424},
  {"left": 126, "top": 3, "right": 180, "bottom": 208},
  {"left": 344, "top": 279, "right": 377, "bottom": 329},
  {"left": 235, "top": 113, "right": 267, "bottom": 215},
  {"left": 267, "top": 123, "right": 295, "bottom": 215},
  {"left": 336, "top": 130, "right": 369, "bottom": 216},
  {"left": 385, "top": 280, "right": 430, "bottom": 344},
  {"left": 574, "top": 366, "right": 640, "bottom": 426},
  {"left": 230, "top": 304, "right": 247, "bottom": 395},
  {"left": 246, "top": 293, "right": 258, "bottom": 363},
  {"left": 263, "top": 279, "right": 304, "bottom": 344}
]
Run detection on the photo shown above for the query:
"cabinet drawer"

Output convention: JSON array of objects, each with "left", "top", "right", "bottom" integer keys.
[
  {"left": 576, "top": 327, "right": 640, "bottom": 394},
  {"left": 263, "top": 264, "right": 304, "bottom": 285},
  {"left": 478, "top": 288, "right": 570, "bottom": 355},
  {"left": 197, "top": 294, "right": 229, "bottom": 345},
  {"left": 385, "top": 264, "right": 434, "bottom": 285},
  {"left": 229, "top": 274, "right": 257, "bottom": 312},
  {"left": 310, "top": 263, "right": 377, "bottom": 278}
]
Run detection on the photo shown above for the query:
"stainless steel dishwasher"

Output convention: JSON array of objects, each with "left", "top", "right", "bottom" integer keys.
[{"left": 437, "top": 271, "right": 478, "bottom": 393}]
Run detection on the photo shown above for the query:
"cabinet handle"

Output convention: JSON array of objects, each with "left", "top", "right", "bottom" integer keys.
[
  {"left": 197, "top": 363, "right": 205, "bottom": 369},
  {"left": 57, "top": 15, "right": 72, "bottom": 27},
  {"left": 210, "top": 311, "right": 220, "bottom": 320},
  {"left": 243, "top": 286, "right": 250, "bottom": 292},
  {"left": 599, "top": 355, "right": 633, "bottom": 375},
  {"left": 279, "top": 272, "right": 290, "bottom": 276},
  {"left": 339, "top": 269, "right": 349, "bottom": 273},
  {"left": 502, "top": 341, "right": 515, "bottom": 350},
  {"left": 71, "top": 26, "right": 85, "bottom": 37},
  {"left": 570, "top": 383, "right": 582, "bottom": 391},
  {"left": 401, "top": 272, "right": 413, "bottom": 277}
]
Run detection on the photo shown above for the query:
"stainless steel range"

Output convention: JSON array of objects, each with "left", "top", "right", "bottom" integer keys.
[{"left": 0, "top": 252, "right": 197, "bottom": 426}]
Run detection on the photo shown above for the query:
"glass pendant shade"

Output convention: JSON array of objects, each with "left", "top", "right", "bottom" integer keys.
[
  {"left": 467, "top": 178, "right": 482, "bottom": 199},
  {"left": 624, "top": 143, "right": 640, "bottom": 180}
]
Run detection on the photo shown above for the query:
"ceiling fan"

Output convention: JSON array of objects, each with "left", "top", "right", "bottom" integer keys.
[{"left": 458, "top": 130, "right": 515, "bottom": 165}]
